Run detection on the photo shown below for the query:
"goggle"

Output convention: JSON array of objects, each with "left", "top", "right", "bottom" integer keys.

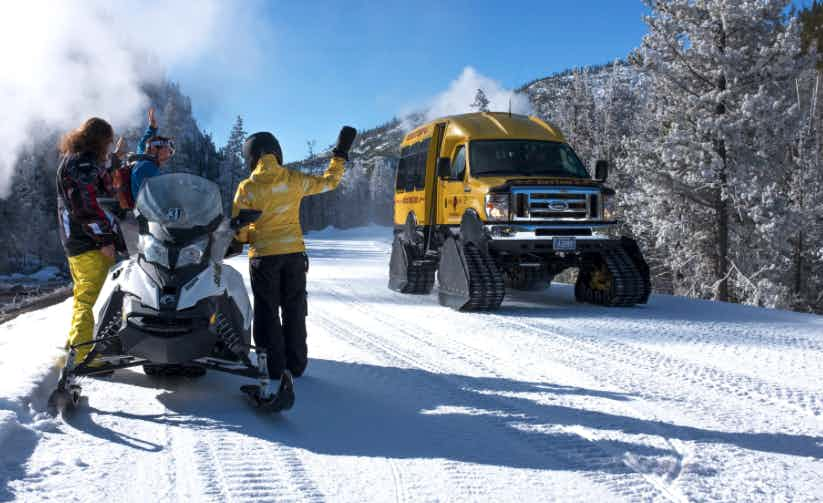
[{"left": 148, "top": 139, "right": 175, "bottom": 154}]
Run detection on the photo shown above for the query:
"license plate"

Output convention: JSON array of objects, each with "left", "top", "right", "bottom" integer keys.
[{"left": 553, "top": 237, "right": 576, "bottom": 251}]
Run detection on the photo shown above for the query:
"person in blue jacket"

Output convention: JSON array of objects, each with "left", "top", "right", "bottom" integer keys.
[{"left": 130, "top": 108, "right": 175, "bottom": 200}]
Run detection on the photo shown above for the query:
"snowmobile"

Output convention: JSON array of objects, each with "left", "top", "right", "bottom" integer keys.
[{"left": 49, "top": 173, "right": 293, "bottom": 415}]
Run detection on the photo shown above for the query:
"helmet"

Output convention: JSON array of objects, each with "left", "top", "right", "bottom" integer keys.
[{"left": 243, "top": 131, "right": 283, "bottom": 170}]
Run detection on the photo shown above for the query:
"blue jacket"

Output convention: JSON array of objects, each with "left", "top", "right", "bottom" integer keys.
[{"left": 131, "top": 125, "right": 159, "bottom": 200}]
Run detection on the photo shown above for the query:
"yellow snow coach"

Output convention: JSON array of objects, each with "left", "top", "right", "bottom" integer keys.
[{"left": 389, "top": 112, "right": 650, "bottom": 311}]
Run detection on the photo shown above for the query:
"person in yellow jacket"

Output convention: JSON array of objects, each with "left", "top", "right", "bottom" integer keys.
[{"left": 232, "top": 127, "right": 356, "bottom": 410}]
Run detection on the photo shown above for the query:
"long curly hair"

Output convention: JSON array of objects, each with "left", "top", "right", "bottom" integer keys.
[{"left": 59, "top": 117, "right": 114, "bottom": 162}]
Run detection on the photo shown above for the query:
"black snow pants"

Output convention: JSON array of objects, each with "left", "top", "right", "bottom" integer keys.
[{"left": 249, "top": 252, "right": 309, "bottom": 379}]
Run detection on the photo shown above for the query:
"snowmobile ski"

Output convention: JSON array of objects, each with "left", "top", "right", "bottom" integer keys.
[
  {"left": 240, "top": 372, "right": 295, "bottom": 412},
  {"left": 48, "top": 349, "right": 82, "bottom": 417},
  {"left": 47, "top": 382, "right": 81, "bottom": 417}
]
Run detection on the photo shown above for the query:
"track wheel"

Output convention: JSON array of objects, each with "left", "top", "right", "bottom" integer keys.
[
  {"left": 437, "top": 236, "right": 505, "bottom": 311},
  {"left": 388, "top": 234, "right": 436, "bottom": 294}
]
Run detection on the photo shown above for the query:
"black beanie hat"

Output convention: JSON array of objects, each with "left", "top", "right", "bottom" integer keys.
[{"left": 243, "top": 131, "right": 283, "bottom": 170}]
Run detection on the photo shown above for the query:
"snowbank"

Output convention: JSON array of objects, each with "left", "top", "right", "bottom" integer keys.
[
  {"left": 0, "top": 266, "right": 63, "bottom": 284},
  {"left": 305, "top": 224, "right": 393, "bottom": 241},
  {"left": 0, "top": 300, "right": 71, "bottom": 456}
]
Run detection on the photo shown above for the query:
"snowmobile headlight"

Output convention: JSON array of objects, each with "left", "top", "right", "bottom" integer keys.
[
  {"left": 177, "top": 237, "right": 209, "bottom": 268},
  {"left": 485, "top": 193, "right": 510, "bottom": 222},
  {"left": 138, "top": 234, "right": 170, "bottom": 268},
  {"left": 602, "top": 193, "right": 615, "bottom": 221}
]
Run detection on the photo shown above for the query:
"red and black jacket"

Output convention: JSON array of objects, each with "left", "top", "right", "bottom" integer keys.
[{"left": 56, "top": 152, "right": 121, "bottom": 257}]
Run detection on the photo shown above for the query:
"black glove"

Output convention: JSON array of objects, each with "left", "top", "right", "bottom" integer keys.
[
  {"left": 332, "top": 126, "right": 357, "bottom": 160},
  {"left": 225, "top": 239, "right": 245, "bottom": 258}
]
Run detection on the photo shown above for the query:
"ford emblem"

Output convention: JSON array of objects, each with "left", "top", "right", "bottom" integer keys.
[{"left": 549, "top": 202, "right": 569, "bottom": 211}]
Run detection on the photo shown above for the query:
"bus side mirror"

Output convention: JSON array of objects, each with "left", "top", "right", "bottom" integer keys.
[
  {"left": 594, "top": 160, "right": 609, "bottom": 182},
  {"left": 437, "top": 158, "right": 451, "bottom": 178}
]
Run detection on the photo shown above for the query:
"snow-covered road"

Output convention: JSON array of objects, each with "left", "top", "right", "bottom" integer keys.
[{"left": 1, "top": 226, "right": 822, "bottom": 502}]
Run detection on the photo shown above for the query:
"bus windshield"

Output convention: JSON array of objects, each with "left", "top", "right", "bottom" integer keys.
[{"left": 469, "top": 140, "right": 590, "bottom": 178}]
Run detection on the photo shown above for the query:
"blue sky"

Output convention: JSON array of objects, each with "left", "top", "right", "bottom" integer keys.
[{"left": 167, "top": 2, "right": 649, "bottom": 161}]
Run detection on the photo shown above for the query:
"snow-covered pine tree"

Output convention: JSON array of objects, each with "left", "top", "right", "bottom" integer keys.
[
  {"left": 306, "top": 139, "right": 317, "bottom": 160},
  {"left": 621, "top": 0, "right": 808, "bottom": 305},
  {"left": 792, "top": 1, "right": 823, "bottom": 312},
  {"left": 600, "top": 60, "right": 643, "bottom": 163},
  {"left": 219, "top": 115, "right": 247, "bottom": 214},
  {"left": 470, "top": 89, "right": 490, "bottom": 112},
  {"left": 556, "top": 68, "right": 598, "bottom": 163}
]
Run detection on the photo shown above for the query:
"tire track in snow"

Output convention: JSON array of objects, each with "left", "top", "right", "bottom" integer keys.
[
  {"left": 321, "top": 283, "right": 690, "bottom": 502},
  {"left": 497, "top": 314, "right": 823, "bottom": 420},
  {"left": 353, "top": 280, "right": 823, "bottom": 426},
  {"left": 310, "top": 305, "right": 670, "bottom": 502},
  {"left": 387, "top": 459, "right": 408, "bottom": 503},
  {"left": 328, "top": 285, "right": 690, "bottom": 487},
  {"left": 475, "top": 313, "right": 823, "bottom": 499},
  {"left": 311, "top": 313, "right": 552, "bottom": 502},
  {"left": 188, "top": 427, "right": 325, "bottom": 503},
  {"left": 371, "top": 301, "right": 823, "bottom": 500},
  {"left": 358, "top": 288, "right": 823, "bottom": 493}
]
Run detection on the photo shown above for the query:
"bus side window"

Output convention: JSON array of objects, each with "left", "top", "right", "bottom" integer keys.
[
  {"left": 452, "top": 145, "right": 466, "bottom": 180},
  {"left": 396, "top": 157, "right": 409, "bottom": 191},
  {"left": 397, "top": 138, "right": 431, "bottom": 192},
  {"left": 412, "top": 152, "right": 425, "bottom": 190}
]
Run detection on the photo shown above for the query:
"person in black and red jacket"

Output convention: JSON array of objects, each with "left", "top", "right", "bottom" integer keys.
[{"left": 56, "top": 117, "right": 127, "bottom": 365}]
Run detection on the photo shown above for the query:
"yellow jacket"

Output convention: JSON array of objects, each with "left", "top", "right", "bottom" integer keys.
[{"left": 232, "top": 154, "right": 346, "bottom": 257}]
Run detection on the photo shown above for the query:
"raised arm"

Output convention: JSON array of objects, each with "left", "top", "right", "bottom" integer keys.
[
  {"left": 295, "top": 126, "right": 357, "bottom": 196},
  {"left": 137, "top": 108, "right": 158, "bottom": 154},
  {"left": 294, "top": 157, "right": 346, "bottom": 196}
]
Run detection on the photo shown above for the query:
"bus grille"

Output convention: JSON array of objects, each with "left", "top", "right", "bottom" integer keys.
[{"left": 512, "top": 188, "right": 600, "bottom": 221}]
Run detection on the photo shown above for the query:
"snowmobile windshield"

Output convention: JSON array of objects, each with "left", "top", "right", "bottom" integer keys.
[
  {"left": 136, "top": 173, "right": 223, "bottom": 229},
  {"left": 469, "top": 140, "right": 590, "bottom": 178}
]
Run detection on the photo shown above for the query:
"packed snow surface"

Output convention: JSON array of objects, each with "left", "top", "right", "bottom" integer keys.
[{"left": 1, "top": 226, "right": 822, "bottom": 502}]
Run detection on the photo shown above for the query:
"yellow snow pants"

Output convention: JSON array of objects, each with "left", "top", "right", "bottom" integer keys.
[{"left": 66, "top": 250, "right": 114, "bottom": 363}]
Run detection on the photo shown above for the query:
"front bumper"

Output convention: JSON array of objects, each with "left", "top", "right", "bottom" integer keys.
[
  {"left": 119, "top": 296, "right": 218, "bottom": 364},
  {"left": 483, "top": 222, "right": 621, "bottom": 254}
]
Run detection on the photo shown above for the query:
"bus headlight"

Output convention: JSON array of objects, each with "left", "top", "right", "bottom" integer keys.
[{"left": 485, "top": 193, "right": 510, "bottom": 222}]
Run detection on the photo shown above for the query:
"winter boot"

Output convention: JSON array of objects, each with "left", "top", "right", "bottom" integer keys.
[{"left": 268, "top": 370, "right": 295, "bottom": 411}]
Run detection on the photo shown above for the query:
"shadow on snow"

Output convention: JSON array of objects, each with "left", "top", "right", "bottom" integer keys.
[{"left": 66, "top": 359, "right": 823, "bottom": 475}]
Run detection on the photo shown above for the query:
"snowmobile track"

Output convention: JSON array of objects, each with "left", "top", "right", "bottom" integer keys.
[{"left": 192, "top": 429, "right": 325, "bottom": 503}]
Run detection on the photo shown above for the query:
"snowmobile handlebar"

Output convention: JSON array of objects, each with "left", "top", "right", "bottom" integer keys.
[
  {"left": 230, "top": 209, "right": 262, "bottom": 231},
  {"left": 225, "top": 239, "right": 245, "bottom": 258}
]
